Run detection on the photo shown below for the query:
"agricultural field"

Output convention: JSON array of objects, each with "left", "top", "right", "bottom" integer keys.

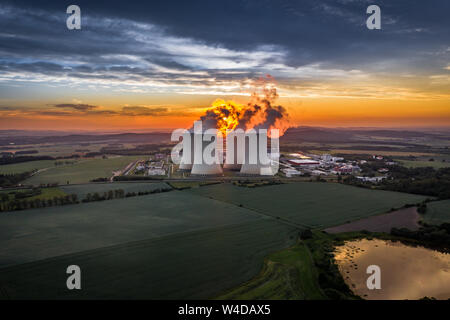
[
  {"left": 0, "top": 190, "right": 266, "bottom": 267},
  {"left": 23, "top": 156, "right": 147, "bottom": 185},
  {"left": 31, "top": 143, "right": 107, "bottom": 157},
  {"left": 322, "top": 149, "right": 438, "bottom": 157},
  {"left": 0, "top": 220, "right": 296, "bottom": 299},
  {"left": 0, "top": 187, "right": 297, "bottom": 299},
  {"left": 217, "top": 242, "right": 325, "bottom": 300},
  {"left": 421, "top": 200, "right": 450, "bottom": 225},
  {"left": 186, "top": 183, "right": 428, "bottom": 229},
  {"left": 0, "top": 187, "right": 68, "bottom": 212},
  {"left": 0, "top": 160, "right": 58, "bottom": 174},
  {"left": 61, "top": 182, "right": 172, "bottom": 199},
  {"left": 0, "top": 187, "right": 66, "bottom": 202},
  {"left": 0, "top": 179, "right": 438, "bottom": 299},
  {"left": 396, "top": 159, "right": 450, "bottom": 169},
  {"left": 324, "top": 207, "right": 420, "bottom": 234},
  {"left": 0, "top": 143, "right": 122, "bottom": 157}
]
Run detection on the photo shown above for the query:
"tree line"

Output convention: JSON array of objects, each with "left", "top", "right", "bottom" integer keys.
[
  {"left": 0, "top": 155, "right": 54, "bottom": 165},
  {"left": 81, "top": 187, "right": 171, "bottom": 202},
  {"left": 344, "top": 166, "right": 450, "bottom": 199},
  {"left": 0, "top": 171, "right": 33, "bottom": 188},
  {"left": 0, "top": 187, "right": 172, "bottom": 212},
  {"left": 391, "top": 223, "right": 450, "bottom": 250},
  {"left": 0, "top": 194, "right": 79, "bottom": 212}
]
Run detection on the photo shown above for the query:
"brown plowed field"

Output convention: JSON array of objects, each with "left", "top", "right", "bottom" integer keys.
[{"left": 324, "top": 207, "right": 420, "bottom": 233}]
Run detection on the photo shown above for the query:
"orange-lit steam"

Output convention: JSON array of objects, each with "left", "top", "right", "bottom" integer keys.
[
  {"left": 205, "top": 99, "right": 243, "bottom": 137},
  {"left": 199, "top": 76, "right": 291, "bottom": 137}
]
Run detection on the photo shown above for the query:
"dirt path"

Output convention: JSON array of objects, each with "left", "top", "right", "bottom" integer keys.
[{"left": 324, "top": 207, "right": 421, "bottom": 233}]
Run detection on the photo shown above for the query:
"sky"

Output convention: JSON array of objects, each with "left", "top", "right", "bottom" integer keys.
[{"left": 0, "top": 0, "right": 449, "bottom": 131}]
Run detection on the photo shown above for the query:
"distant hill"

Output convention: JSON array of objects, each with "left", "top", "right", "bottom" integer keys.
[
  {"left": 281, "top": 126, "right": 450, "bottom": 144},
  {"left": 0, "top": 127, "right": 448, "bottom": 146},
  {"left": 0, "top": 132, "right": 172, "bottom": 146}
]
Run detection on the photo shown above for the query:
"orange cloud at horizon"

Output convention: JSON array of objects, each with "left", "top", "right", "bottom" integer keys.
[
  {"left": 283, "top": 97, "right": 450, "bottom": 128},
  {"left": 0, "top": 96, "right": 449, "bottom": 131}
]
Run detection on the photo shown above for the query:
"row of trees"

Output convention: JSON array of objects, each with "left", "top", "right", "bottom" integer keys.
[
  {"left": 0, "top": 194, "right": 78, "bottom": 212},
  {"left": 0, "top": 171, "right": 33, "bottom": 188},
  {"left": 391, "top": 223, "right": 450, "bottom": 249},
  {"left": 81, "top": 187, "right": 172, "bottom": 203},
  {"left": 54, "top": 160, "right": 77, "bottom": 166},
  {"left": 1, "top": 187, "right": 42, "bottom": 203},
  {"left": 82, "top": 189, "right": 126, "bottom": 202},
  {"left": 379, "top": 167, "right": 450, "bottom": 199},
  {"left": 1, "top": 186, "right": 173, "bottom": 212},
  {"left": 344, "top": 165, "right": 450, "bottom": 199},
  {"left": 0, "top": 155, "right": 54, "bottom": 165}
]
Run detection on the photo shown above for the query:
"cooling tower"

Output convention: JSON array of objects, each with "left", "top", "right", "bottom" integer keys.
[
  {"left": 223, "top": 130, "right": 244, "bottom": 171},
  {"left": 240, "top": 132, "right": 275, "bottom": 176},
  {"left": 178, "top": 131, "right": 194, "bottom": 171},
  {"left": 190, "top": 133, "right": 223, "bottom": 176}
]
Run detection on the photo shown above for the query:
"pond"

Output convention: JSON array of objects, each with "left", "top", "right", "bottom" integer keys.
[{"left": 334, "top": 239, "right": 450, "bottom": 300}]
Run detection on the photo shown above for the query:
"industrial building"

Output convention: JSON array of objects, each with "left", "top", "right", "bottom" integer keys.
[
  {"left": 282, "top": 168, "right": 303, "bottom": 177},
  {"left": 287, "top": 159, "right": 320, "bottom": 168}
]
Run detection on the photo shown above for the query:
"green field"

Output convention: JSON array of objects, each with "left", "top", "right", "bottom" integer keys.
[
  {"left": 217, "top": 242, "right": 325, "bottom": 299},
  {"left": 0, "top": 143, "right": 116, "bottom": 157},
  {"left": 216, "top": 230, "right": 365, "bottom": 300},
  {"left": 422, "top": 200, "right": 450, "bottom": 225},
  {"left": 0, "top": 181, "right": 431, "bottom": 299},
  {"left": 27, "top": 187, "right": 66, "bottom": 200},
  {"left": 23, "top": 156, "right": 146, "bottom": 185},
  {"left": 0, "top": 220, "right": 295, "bottom": 299},
  {"left": 396, "top": 159, "right": 450, "bottom": 169},
  {"left": 186, "top": 183, "right": 428, "bottom": 228},
  {"left": 31, "top": 143, "right": 105, "bottom": 157},
  {"left": 0, "top": 187, "right": 65, "bottom": 199},
  {"left": 0, "top": 187, "right": 67, "bottom": 209},
  {"left": 0, "top": 190, "right": 269, "bottom": 267},
  {"left": 0, "top": 187, "right": 297, "bottom": 299},
  {"left": 312, "top": 149, "right": 438, "bottom": 157},
  {"left": 61, "top": 182, "right": 171, "bottom": 199},
  {"left": 0, "top": 160, "right": 58, "bottom": 174},
  {"left": 167, "top": 181, "right": 224, "bottom": 190}
]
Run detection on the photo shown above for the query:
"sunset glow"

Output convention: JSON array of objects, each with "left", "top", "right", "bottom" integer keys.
[{"left": 0, "top": 1, "right": 449, "bottom": 131}]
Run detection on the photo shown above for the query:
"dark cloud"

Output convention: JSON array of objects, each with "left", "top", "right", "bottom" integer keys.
[
  {"left": 87, "top": 110, "right": 119, "bottom": 116},
  {"left": 0, "top": 106, "right": 17, "bottom": 111},
  {"left": 0, "top": 61, "right": 67, "bottom": 75},
  {"left": 144, "top": 58, "right": 192, "bottom": 71},
  {"left": 0, "top": 102, "right": 200, "bottom": 119},
  {"left": 0, "top": 0, "right": 448, "bottom": 89},
  {"left": 39, "top": 110, "right": 78, "bottom": 116},
  {"left": 53, "top": 103, "right": 99, "bottom": 111}
]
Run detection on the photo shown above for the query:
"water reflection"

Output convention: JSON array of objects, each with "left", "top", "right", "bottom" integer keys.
[{"left": 334, "top": 239, "right": 450, "bottom": 300}]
